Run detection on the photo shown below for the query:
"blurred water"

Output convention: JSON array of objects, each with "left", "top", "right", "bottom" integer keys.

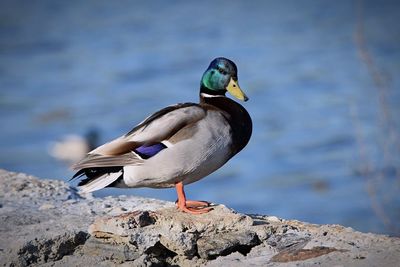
[{"left": 1, "top": 0, "right": 399, "bottom": 235}]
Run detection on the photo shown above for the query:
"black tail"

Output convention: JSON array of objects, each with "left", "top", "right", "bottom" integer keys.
[{"left": 71, "top": 166, "right": 123, "bottom": 186}]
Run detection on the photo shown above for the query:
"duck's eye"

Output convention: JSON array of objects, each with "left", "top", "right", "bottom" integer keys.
[{"left": 217, "top": 67, "right": 225, "bottom": 74}]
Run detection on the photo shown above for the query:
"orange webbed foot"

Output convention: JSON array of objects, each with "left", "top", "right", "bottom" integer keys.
[
  {"left": 177, "top": 203, "right": 213, "bottom": 214},
  {"left": 175, "top": 182, "right": 213, "bottom": 214}
]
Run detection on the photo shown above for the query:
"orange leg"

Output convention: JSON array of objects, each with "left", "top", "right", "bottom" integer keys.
[{"left": 175, "top": 181, "right": 212, "bottom": 214}]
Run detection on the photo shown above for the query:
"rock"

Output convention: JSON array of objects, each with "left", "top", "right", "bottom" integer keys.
[
  {"left": 16, "top": 231, "right": 88, "bottom": 265},
  {"left": 270, "top": 246, "right": 348, "bottom": 263},
  {"left": 1, "top": 168, "right": 400, "bottom": 267},
  {"left": 88, "top": 206, "right": 254, "bottom": 261},
  {"left": 197, "top": 230, "right": 260, "bottom": 259}
]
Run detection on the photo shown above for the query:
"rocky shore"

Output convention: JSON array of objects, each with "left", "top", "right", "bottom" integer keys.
[{"left": 0, "top": 169, "right": 399, "bottom": 266}]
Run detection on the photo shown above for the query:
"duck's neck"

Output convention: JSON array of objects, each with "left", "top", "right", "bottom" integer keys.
[
  {"left": 200, "top": 84, "right": 226, "bottom": 98},
  {"left": 199, "top": 91, "right": 252, "bottom": 155}
]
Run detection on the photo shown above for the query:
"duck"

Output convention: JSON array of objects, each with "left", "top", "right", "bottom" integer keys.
[
  {"left": 71, "top": 57, "right": 252, "bottom": 214},
  {"left": 49, "top": 129, "right": 99, "bottom": 164}
]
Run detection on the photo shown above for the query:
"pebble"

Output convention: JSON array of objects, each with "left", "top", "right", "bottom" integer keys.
[{"left": 38, "top": 204, "right": 55, "bottom": 210}]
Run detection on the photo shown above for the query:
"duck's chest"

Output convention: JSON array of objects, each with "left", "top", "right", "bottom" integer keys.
[{"left": 201, "top": 96, "right": 252, "bottom": 156}]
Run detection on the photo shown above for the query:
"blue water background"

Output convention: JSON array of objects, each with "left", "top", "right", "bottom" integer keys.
[{"left": 1, "top": 1, "right": 399, "bottom": 235}]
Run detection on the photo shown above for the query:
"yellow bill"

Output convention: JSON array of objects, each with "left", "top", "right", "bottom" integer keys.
[{"left": 226, "top": 78, "right": 249, "bottom": 101}]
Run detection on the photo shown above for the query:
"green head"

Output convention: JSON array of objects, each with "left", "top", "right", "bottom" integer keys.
[{"left": 200, "top": 57, "right": 249, "bottom": 101}]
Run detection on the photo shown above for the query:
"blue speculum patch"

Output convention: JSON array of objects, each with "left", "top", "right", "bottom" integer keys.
[{"left": 134, "top": 143, "right": 167, "bottom": 159}]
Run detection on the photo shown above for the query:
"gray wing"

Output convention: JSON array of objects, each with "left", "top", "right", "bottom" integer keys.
[
  {"left": 72, "top": 153, "right": 143, "bottom": 170},
  {"left": 72, "top": 103, "right": 206, "bottom": 170}
]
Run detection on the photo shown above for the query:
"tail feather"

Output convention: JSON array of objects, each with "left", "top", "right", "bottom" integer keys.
[{"left": 79, "top": 171, "right": 123, "bottom": 193}]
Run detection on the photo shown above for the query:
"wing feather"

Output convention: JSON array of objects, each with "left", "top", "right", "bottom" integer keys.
[
  {"left": 89, "top": 103, "right": 205, "bottom": 156},
  {"left": 72, "top": 103, "right": 205, "bottom": 171},
  {"left": 72, "top": 152, "right": 143, "bottom": 170},
  {"left": 79, "top": 171, "right": 123, "bottom": 193}
]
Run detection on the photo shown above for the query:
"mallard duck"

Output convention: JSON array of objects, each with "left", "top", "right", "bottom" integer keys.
[
  {"left": 49, "top": 129, "right": 99, "bottom": 163},
  {"left": 71, "top": 57, "right": 252, "bottom": 214}
]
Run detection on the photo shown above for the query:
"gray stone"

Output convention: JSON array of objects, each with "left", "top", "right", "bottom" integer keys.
[
  {"left": 197, "top": 230, "right": 260, "bottom": 259},
  {"left": 1, "top": 169, "right": 400, "bottom": 267}
]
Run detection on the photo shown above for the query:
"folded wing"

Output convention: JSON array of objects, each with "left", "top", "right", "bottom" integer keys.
[{"left": 72, "top": 103, "right": 206, "bottom": 171}]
